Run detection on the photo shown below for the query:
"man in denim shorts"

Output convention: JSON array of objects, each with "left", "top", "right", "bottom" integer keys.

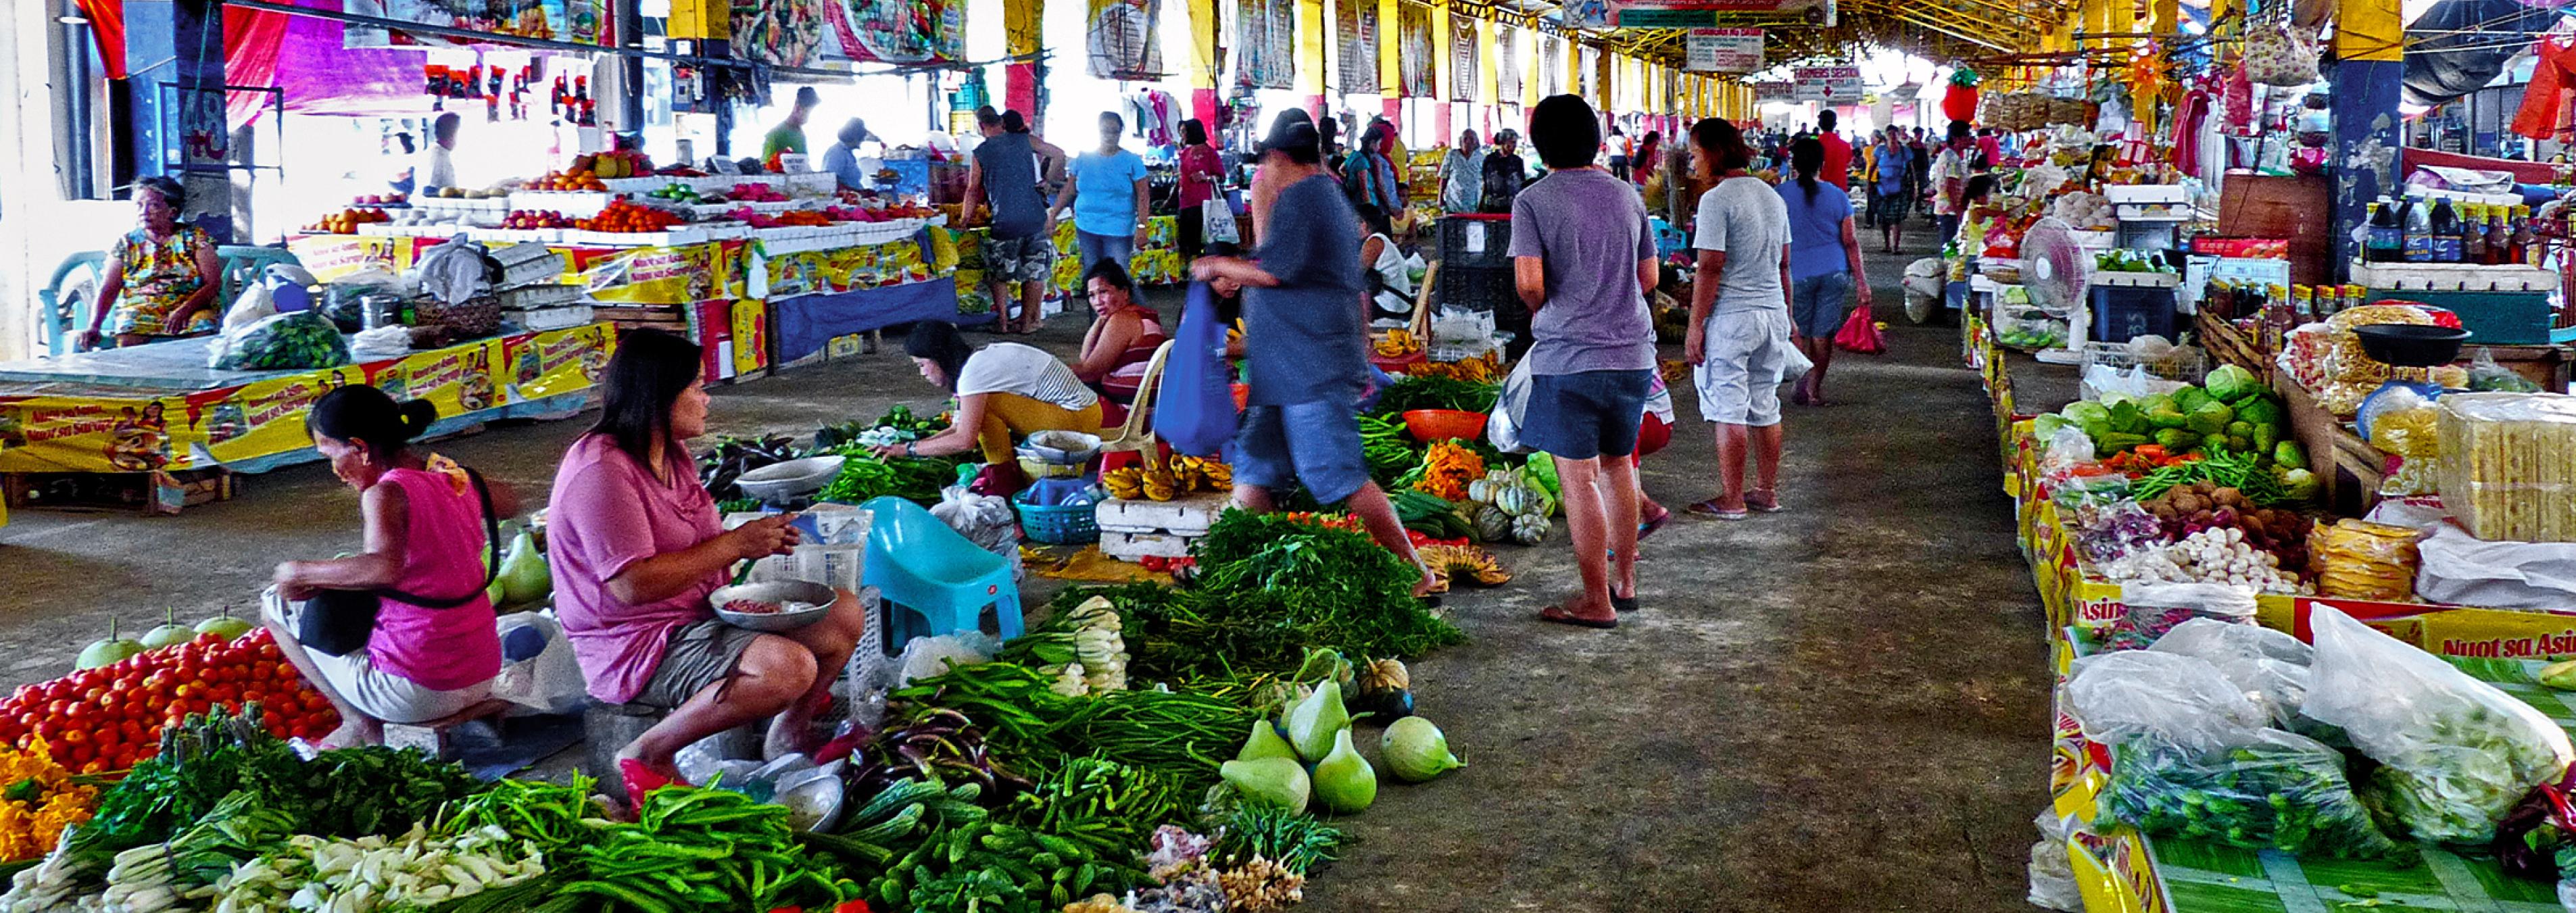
[
  {"left": 1190, "top": 110, "right": 1433, "bottom": 597},
  {"left": 965, "top": 108, "right": 1054, "bottom": 333}
]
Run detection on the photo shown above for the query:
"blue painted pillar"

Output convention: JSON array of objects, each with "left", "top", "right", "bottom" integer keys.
[
  {"left": 2329, "top": 0, "right": 2404, "bottom": 282},
  {"left": 126, "top": 0, "right": 230, "bottom": 241}
]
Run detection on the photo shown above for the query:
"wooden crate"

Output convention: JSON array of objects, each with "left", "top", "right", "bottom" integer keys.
[
  {"left": 2195, "top": 310, "right": 2269, "bottom": 382},
  {"left": 2273, "top": 374, "right": 2385, "bottom": 516}
]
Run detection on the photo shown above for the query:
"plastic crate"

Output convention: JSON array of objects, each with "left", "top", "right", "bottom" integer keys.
[
  {"left": 1437, "top": 215, "right": 1513, "bottom": 268},
  {"left": 1436, "top": 263, "right": 1517, "bottom": 312},
  {"left": 2088, "top": 284, "right": 2179, "bottom": 345}
]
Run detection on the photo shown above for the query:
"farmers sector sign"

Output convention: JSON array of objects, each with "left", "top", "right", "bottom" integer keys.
[
  {"left": 1791, "top": 66, "right": 1862, "bottom": 103},
  {"left": 1684, "top": 28, "right": 1762, "bottom": 72},
  {"left": 1609, "top": 0, "right": 1789, "bottom": 28}
]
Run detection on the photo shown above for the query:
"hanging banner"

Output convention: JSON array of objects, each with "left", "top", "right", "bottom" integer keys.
[
  {"left": 729, "top": 0, "right": 828, "bottom": 66},
  {"left": 1336, "top": 0, "right": 1380, "bottom": 95},
  {"left": 1684, "top": 28, "right": 1761, "bottom": 72},
  {"left": 1087, "top": 0, "right": 1164, "bottom": 78},
  {"left": 1538, "top": 35, "right": 1562, "bottom": 97},
  {"left": 1754, "top": 80, "right": 1793, "bottom": 103},
  {"left": 1449, "top": 14, "right": 1477, "bottom": 101},
  {"left": 1576, "top": 45, "right": 1599, "bottom": 99},
  {"left": 821, "top": 0, "right": 967, "bottom": 64},
  {"left": 1238, "top": 0, "right": 1296, "bottom": 89},
  {"left": 341, "top": 0, "right": 610, "bottom": 47},
  {"left": 1398, "top": 3, "right": 1436, "bottom": 97},
  {"left": 1791, "top": 64, "right": 1861, "bottom": 102},
  {"left": 1495, "top": 26, "right": 1522, "bottom": 103},
  {"left": 1563, "top": 0, "right": 1614, "bottom": 28},
  {"left": 1608, "top": 0, "right": 1787, "bottom": 27}
]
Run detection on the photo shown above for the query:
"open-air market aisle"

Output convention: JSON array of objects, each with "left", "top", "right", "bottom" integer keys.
[{"left": 1299, "top": 245, "right": 2053, "bottom": 913}]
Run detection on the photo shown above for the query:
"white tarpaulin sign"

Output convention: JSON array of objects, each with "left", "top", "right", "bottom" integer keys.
[
  {"left": 1684, "top": 28, "right": 1762, "bottom": 72},
  {"left": 1753, "top": 80, "right": 1793, "bottom": 103},
  {"left": 1791, "top": 66, "right": 1861, "bottom": 103}
]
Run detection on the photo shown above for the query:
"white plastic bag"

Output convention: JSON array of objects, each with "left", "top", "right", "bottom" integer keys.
[
  {"left": 2106, "top": 581, "right": 2258, "bottom": 649},
  {"left": 488, "top": 611, "right": 589, "bottom": 714},
  {"left": 222, "top": 282, "right": 277, "bottom": 331},
  {"left": 2067, "top": 650, "right": 2268, "bottom": 752},
  {"left": 2148, "top": 617, "right": 2314, "bottom": 729},
  {"left": 2304, "top": 607, "right": 2575, "bottom": 843},
  {"left": 895, "top": 632, "right": 1000, "bottom": 688},
  {"left": 2025, "top": 810, "right": 2083, "bottom": 912},
  {"left": 2415, "top": 525, "right": 2576, "bottom": 610},
  {"left": 1485, "top": 356, "right": 1536, "bottom": 455}
]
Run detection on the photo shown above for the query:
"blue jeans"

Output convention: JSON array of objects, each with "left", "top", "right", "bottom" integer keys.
[
  {"left": 1790, "top": 272, "right": 1851, "bottom": 339},
  {"left": 1075, "top": 230, "right": 1135, "bottom": 277}
]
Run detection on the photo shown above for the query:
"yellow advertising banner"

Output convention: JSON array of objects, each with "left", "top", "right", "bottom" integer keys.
[
  {"left": 0, "top": 324, "right": 612, "bottom": 474},
  {"left": 581, "top": 243, "right": 729, "bottom": 304},
  {"left": 285, "top": 235, "right": 416, "bottom": 282}
]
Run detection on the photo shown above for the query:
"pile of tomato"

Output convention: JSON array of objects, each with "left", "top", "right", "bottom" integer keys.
[
  {"left": 0, "top": 628, "right": 339, "bottom": 773},
  {"left": 576, "top": 199, "right": 683, "bottom": 233}
]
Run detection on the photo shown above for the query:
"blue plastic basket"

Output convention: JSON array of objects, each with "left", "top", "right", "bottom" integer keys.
[{"left": 1014, "top": 498, "right": 1100, "bottom": 545}]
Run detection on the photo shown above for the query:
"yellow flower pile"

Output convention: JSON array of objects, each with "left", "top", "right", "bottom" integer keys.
[{"left": 0, "top": 743, "right": 95, "bottom": 862}]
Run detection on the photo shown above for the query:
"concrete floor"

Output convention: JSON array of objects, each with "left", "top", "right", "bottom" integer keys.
[{"left": 0, "top": 234, "right": 2050, "bottom": 912}]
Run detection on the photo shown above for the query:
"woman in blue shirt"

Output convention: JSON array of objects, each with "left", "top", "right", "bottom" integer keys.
[
  {"left": 1341, "top": 121, "right": 1404, "bottom": 239},
  {"left": 1776, "top": 137, "right": 1872, "bottom": 406},
  {"left": 1050, "top": 112, "right": 1150, "bottom": 276}
]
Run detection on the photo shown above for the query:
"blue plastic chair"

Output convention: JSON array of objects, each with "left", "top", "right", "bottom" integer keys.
[
  {"left": 858, "top": 496, "right": 1023, "bottom": 650},
  {"left": 38, "top": 251, "right": 108, "bottom": 356}
]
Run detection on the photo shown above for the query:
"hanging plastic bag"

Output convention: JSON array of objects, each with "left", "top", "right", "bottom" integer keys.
[
  {"left": 2244, "top": 17, "right": 2323, "bottom": 87},
  {"left": 1152, "top": 282, "right": 1240, "bottom": 456},
  {"left": 1485, "top": 356, "right": 1536, "bottom": 455},
  {"left": 1201, "top": 198, "right": 1240, "bottom": 244},
  {"left": 2304, "top": 606, "right": 2575, "bottom": 844},
  {"left": 1832, "top": 305, "right": 1885, "bottom": 355}
]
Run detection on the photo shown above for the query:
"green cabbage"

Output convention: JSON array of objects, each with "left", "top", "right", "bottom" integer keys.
[
  {"left": 2154, "top": 428, "right": 2200, "bottom": 451},
  {"left": 2172, "top": 387, "right": 2214, "bottom": 414},
  {"left": 2185, "top": 400, "right": 2237, "bottom": 437},
  {"left": 2206, "top": 364, "right": 2260, "bottom": 403},
  {"left": 2275, "top": 441, "right": 2309, "bottom": 470},
  {"left": 2235, "top": 396, "right": 2283, "bottom": 426}
]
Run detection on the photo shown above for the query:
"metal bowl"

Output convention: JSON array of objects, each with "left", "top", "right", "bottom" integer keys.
[
  {"left": 774, "top": 770, "right": 846, "bottom": 833},
  {"left": 2354, "top": 323, "right": 2470, "bottom": 368},
  {"left": 735, "top": 455, "right": 847, "bottom": 501},
  {"left": 711, "top": 581, "right": 837, "bottom": 632}
]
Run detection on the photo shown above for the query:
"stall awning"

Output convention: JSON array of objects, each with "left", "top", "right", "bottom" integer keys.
[{"left": 2402, "top": 0, "right": 2560, "bottom": 108}]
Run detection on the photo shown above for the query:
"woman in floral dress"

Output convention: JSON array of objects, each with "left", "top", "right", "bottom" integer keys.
[{"left": 75, "top": 176, "right": 222, "bottom": 350}]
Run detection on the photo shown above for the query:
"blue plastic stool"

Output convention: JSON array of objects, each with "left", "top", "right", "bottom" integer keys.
[{"left": 858, "top": 496, "right": 1023, "bottom": 651}]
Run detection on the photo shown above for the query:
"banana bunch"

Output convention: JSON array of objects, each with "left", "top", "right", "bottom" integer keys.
[
  {"left": 1372, "top": 328, "right": 1423, "bottom": 357},
  {"left": 1106, "top": 458, "right": 1232, "bottom": 501}
]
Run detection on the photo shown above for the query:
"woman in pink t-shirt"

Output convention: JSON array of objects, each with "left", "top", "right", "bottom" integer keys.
[
  {"left": 266, "top": 385, "right": 511, "bottom": 748},
  {"left": 548, "top": 329, "right": 867, "bottom": 807}
]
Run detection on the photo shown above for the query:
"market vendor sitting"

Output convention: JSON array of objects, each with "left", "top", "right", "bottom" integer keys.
[
  {"left": 545, "top": 329, "right": 869, "bottom": 807},
  {"left": 872, "top": 321, "right": 1104, "bottom": 492},
  {"left": 1067, "top": 259, "right": 1167, "bottom": 418},
  {"left": 73, "top": 176, "right": 222, "bottom": 351},
  {"left": 264, "top": 385, "right": 514, "bottom": 749}
]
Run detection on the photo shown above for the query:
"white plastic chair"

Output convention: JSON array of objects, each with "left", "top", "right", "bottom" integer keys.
[{"left": 1096, "top": 339, "right": 1175, "bottom": 466}]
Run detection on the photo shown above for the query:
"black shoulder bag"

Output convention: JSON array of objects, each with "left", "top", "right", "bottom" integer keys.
[{"left": 298, "top": 468, "right": 502, "bottom": 657}]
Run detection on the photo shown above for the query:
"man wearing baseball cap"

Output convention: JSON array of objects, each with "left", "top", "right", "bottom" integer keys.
[{"left": 1192, "top": 110, "right": 1434, "bottom": 597}]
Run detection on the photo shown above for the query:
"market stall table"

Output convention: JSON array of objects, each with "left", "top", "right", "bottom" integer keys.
[{"left": 0, "top": 324, "right": 614, "bottom": 512}]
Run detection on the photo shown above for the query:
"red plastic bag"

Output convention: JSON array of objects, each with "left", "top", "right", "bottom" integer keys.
[{"left": 1832, "top": 307, "right": 1885, "bottom": 355}]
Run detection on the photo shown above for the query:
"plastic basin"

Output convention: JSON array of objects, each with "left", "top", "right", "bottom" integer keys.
[
  {"left": 2354, "top": 324, "right": 2470, "bottom": 368},
  {"left": 1403, "top": 408, "right": 1488, "bottom": 443}
]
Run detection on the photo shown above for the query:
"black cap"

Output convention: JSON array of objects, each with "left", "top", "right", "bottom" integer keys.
[{"left": 1260, "top": 109, "right": 1321, "bottom": 157}]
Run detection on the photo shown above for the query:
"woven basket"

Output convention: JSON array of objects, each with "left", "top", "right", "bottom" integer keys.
[{"left": 414, "top": 294, "right": 501, "bottom": 346}]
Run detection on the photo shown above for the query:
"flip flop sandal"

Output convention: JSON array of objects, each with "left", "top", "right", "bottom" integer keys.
[
  {"left": 1612, "top": 594, "right": 1639, "bottom": 612},
  {"left": 1686, "top": 499, "right": 1750, "bottom": 520},
  {"left": 1746, "top": 490, "right": 1787, "bottom": 513},
  {"left": 1638, "top": 510, "right": 1674, "bottom": 540},
  {"left": 1538, "top": 605, "right": 1618, "bottom": 629}
]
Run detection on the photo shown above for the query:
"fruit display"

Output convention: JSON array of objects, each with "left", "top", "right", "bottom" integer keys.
[
  {"left": 500, "top": 209, "right": 574, "bottom": 230},
  {"left": 527, "top": 170, "right": 608, "bottom": 192},
  {"left": 1104, "top": 456, "right": 1232, "bottom": 501},
  {"left": 1372, "top": 328, "right": 1424, "bottom": 357},
  {"left": 351, "top": 193, "right": 408, "bottom": 208},
  {"left": 729, "top": 207, "right": 835, "bottom": 229},
  {"left": 9, "top": 625, "right": 338, "bottom": 772},
  {"left": 1403, "top": 351, "right": 1502, "bottom": 383},
  {"left": 301, "top": 208, "right": 392, "bottom": 235},
  {"left": 573, "top": 149, "right": 651, "bottom": 179},
  {"left": 573, "top": 199, "right": 683, "bottom": 233},
  {"left": 643, "top": 182, "right": 702, "bottom": 204},
  {"left": 729, "top": 182, "right": 790, "bottom": 203}
]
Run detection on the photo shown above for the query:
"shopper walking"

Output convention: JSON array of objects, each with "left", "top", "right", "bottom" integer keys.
[
  {"left": 1777, "top": 137, "right": 1872, "bottom": 406},
  {"left": 1175, "top": 118, "right": 1225, "bottom": 262},
  {"left": 1440, "top": 130, "right": 1485, "bottom": 214},
  {"left": 1480, "top": 129, "right": 1529, "bottom": 214},
  {"left": 1606, "top": 126, "right": 1634, "bottom": 180},
  {"left": 1869, "top": 128, "right": 1914, "bottom": 252},
  {"left": 1930, "top": 120, "right": 1977, "bottom": 245},
  {"left": 1052, "top": 111, "right": 1151, "bottom": 275},
  {"left": 963, "top": 109, "right": 1055, "bottom": 334},
  {"left": 1508, "top": 95, "right": 1657, "bottom": 628},
  {"left": 1192, "top": 110, "right": 1434, "bottom": 597},
  {"left": 1814, "top": 111, "right": 1851, "bottom": 191},
  {"left": 1342, "top": 120, "right": 1405, "bottom": 239},
  {"left": 1682, "top": 118, "right": 1793, "bottom": 520},
  {"left": 1632, "top": 130, "right": 1663, "bottom": 187}
]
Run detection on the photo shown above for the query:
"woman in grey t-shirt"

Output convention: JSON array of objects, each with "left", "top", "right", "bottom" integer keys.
[{"left": 1682, "top": 117, "right": 1794, "bottom": 522}]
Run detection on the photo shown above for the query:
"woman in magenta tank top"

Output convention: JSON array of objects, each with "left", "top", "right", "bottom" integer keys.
[{"left": 265, "top": 385, "right": 510, "bottom": 747}]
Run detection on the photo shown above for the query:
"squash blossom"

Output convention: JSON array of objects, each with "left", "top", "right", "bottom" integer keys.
[{"left": 0, "top": 743, "right": 97, "bottom": 861}]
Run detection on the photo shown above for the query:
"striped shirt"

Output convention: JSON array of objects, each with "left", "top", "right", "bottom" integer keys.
[{"left": 955, "top": 343, "right": 1100, "bottom": 411}]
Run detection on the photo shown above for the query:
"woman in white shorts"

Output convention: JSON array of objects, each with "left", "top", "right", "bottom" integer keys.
[
  {"left": 1680, "top": 117, "right": 1795, "bottom": 520},
  {"left": 266, "top": 385, "right": 510, "bottom": 746}
]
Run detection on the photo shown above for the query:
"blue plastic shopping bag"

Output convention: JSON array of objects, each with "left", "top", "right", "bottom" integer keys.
[{"left": 1152, "top": 281, "right": 1238, "bottom": 455}]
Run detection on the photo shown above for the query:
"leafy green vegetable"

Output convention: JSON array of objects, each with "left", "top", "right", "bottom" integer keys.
[
  {"left": 2101, "top": 734, "right": 2414, "bottom": 862},
  {"left": 1209, "top": 804, "right": 1346, "bottom": 874},
  {"left": 817, "top": 450, "right": 965, "bottom": 505},
  {"left": 1371, "top": 376, "right": 1501, "bottom": 415},
  {"left": 2206, "top": 364, "right": 2261, "bottom": 403}
]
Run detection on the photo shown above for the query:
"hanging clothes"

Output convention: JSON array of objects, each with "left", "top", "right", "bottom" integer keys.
[
  {"left": 2172, "top": 89, "right": 2210, "bottom": 178},
  {"left": 2512, "top": 39, "right": 2576, "bottom": 141}
]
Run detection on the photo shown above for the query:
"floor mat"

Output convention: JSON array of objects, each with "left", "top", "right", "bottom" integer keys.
[{"left": 1024, "top": 545, "right": 1171, "bottom": 584}]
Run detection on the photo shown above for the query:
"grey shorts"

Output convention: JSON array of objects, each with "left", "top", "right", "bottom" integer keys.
[
  {"left": 1791, "top": 272, "right": 1851, "bottom": 339},
  {"left": 1234, "top": 400, "right": 1370, "bottom": 505},
  {"left": 982, "top": 233, "right": 1054, "bottom": 285},
  {"left": 636, "top": 619, "right": 763, "bottom": 708},
  {"left": 1522, "top": 369, "right": 1653, "bottom": 461}
]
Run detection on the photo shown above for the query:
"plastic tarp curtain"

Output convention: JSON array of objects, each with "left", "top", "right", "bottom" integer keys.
[
  {"left": 2404, "top": 0, "right": 2558, "bottom": 108},
  {"left": 2512, "top": 39, "right": 2576, "bottom": 141},
  {"left": 74, "top": 0, "right": 130, "bottom": 80}
]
